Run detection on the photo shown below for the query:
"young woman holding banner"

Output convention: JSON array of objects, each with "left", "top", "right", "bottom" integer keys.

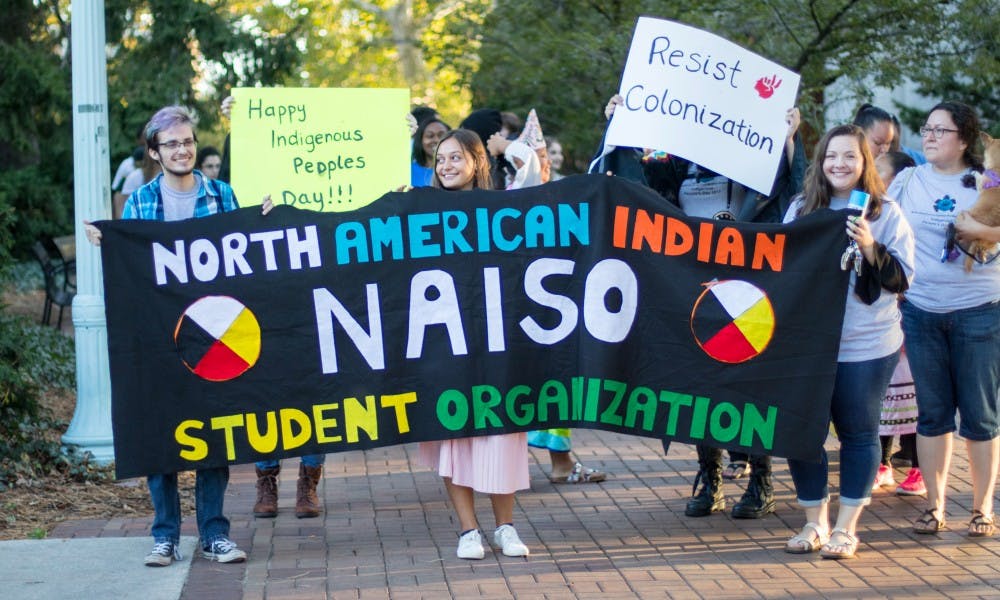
[
  {"left": 782, "top": 124, "right": 914, "bottom": 559},
  {"left": 417, "top": 128, "right": 531, "bottom": 560}
]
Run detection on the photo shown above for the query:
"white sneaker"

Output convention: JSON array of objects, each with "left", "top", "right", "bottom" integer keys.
[
  {"left": 457, "top": 529, "right": 485, "bottom": 560},
  {"left": 144, "top": 541, "right": 181, "bottom": 567},
  {"left": 494, "top": 524, "right": 529, "bottom": 557}
]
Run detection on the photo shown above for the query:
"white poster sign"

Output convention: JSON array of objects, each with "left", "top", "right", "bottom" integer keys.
[{"left": 606, "top": 17, "right": 800, "bottom": 195}]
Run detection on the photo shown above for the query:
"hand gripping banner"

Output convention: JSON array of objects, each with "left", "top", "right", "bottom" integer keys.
[{"left": 96, "top": 175, "right": 850, "bottom": 479}]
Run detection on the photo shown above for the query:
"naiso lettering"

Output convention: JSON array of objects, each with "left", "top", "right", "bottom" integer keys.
[{"left": 313, "top": 258, "right": 639, "bottom": 374}]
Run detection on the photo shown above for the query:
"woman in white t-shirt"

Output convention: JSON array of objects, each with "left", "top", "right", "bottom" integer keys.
[
  {"left": 782, "top": 124, "right": 915, "bottom": 559},
  {"left": 889, "top": 101, "right": 1000, "bottom": 538}
]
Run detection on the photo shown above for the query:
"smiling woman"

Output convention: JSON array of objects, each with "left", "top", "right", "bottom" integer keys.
[
  {"left": 419, "top": 127, "right": 533, "bottom": 560},
  {"left": 781, "top": 123, "right": 915, "bottom": 560},
  {"left": 431, "top": 129, "right": 492, "bottom": 191}
]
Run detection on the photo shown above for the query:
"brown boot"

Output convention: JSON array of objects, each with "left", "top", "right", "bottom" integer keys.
[
  {"left": 295, "top": 464, "right": 323, "bottom": 519},
  {"left": 253, "top": 466, "right": 280, "bottom": 518}
]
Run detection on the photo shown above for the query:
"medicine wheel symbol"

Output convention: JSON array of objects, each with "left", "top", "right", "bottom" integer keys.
[
  {"left": 690, "top": 280, "right": 774, "bottom": 363},
  {"left": 174, "top": 296, "right": 261, "bottom": 381}
]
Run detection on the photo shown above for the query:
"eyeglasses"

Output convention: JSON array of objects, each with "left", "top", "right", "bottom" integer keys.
[
  {"left": 919, "top": 126, "right": 959, "bottom": 139},
  {"left": 158, "top": 139, "right": 197, "bottom": 151}
]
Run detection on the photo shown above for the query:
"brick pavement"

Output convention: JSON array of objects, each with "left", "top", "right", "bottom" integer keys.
[{"left": 52, "top": 430, "right": 1000, "bottom": 599}]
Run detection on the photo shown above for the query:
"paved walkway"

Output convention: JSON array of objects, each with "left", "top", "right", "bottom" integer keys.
[{"left": 51, "top": 431, "right": 1000, "bottom": 599}]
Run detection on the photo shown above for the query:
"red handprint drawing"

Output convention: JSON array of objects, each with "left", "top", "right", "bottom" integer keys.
[{"left": 754, "top": 75, "right": 782, "bottom": 99}]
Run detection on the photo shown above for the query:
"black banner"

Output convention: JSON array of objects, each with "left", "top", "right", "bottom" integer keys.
[{"left": 97, "top": 175, "right": 849, "bottom": 479}]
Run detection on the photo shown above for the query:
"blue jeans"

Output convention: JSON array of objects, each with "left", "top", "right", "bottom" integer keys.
[
  {"left": 901, "top": 300, "right": 1000, "bottom": 441},
  {"left": 256, "top": 454, "right": 325, "bottom": 470},
  {"left": 787, "top": 351, "right": 900, "bottom": 506},
  {"left": 148, "top": 467, "right": 230, "bottom": 546}
]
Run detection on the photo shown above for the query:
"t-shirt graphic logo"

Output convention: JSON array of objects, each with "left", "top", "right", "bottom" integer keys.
[
  {"left": 174, "top": 296, "right": 261, "bottom": 381},
  {"left": 690, "top": 280, "right": 775, "bottom": 363},
  {"left": 933, "top": 195, "right": 957, "bottom": 212}
]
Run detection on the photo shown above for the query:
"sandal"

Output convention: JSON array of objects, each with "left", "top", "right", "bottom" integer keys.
[
  {"left": 722, "top": 461, "right": 750, "bottom": 480},
  {"left": 968, "top": 510, "right": 995, "bottom": 537},
  {"left": 913, "top": 508, "right": 946, "bottom": 534},
  {"left": 819, "top": 528, "right": 858, "bottom": 560},
  {"left": 785, "top": 522, "right": 829, "bottom": 554},
  {"left": 551, "top": 462, "right": 606, "bottom": 484}
]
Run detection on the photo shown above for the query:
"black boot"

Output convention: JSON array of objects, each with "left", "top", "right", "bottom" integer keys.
[
  {"left": 685, "top": 445, "right": 725, "bottom": 517},
  {"left": 732, "top": 455, "right": 775, "bottom": 519}
]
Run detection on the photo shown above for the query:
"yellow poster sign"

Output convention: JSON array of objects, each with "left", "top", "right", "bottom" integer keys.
[{"left": 230, "top": 87, "right": 410, "bottom": 211}]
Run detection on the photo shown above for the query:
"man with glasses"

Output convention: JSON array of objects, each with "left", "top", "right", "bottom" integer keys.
[
  {"left": 122, "top": 106, "right": 235, "bottom": 221},
  {"left": 85, "top": 105, "right": 271, "bottom": 567}
]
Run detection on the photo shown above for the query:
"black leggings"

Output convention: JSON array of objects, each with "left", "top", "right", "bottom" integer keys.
[{"left": 880, "top": 433, "right": 919, "bottom": 468}]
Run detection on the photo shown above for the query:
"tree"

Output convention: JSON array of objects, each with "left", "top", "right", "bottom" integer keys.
[
  {"left": 293, "top": 0, "right": 490, "bottom": 125},
  {"left": 454, "top": 1, "right": 705, "bottom": 172},
  {"left": 103, "top": 0, "right": 308, "bottom": 158},
  {"left": 463, "top": 1, "right": 986, "bottom": 169},
  {"left": 0, "top": 1, "right": 307, "bottom": 264},
  {"left": 0, "top": 0, "right": 73, "bottom": 262},
  {"left": 701, "top": 0, "right": 976, "bottom": 137},
  {"left": 895, "top": 0, "right": 998, "bottom": 137}
]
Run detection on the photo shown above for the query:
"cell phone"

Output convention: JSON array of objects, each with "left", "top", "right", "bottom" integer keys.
[{"left": 847, "top": 190, "right": 871, "bottom": 214}]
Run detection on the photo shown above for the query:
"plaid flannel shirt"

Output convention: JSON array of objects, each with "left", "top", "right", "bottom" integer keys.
[{"left": 121, "top": 170, "right": 239, "bottom": 221}]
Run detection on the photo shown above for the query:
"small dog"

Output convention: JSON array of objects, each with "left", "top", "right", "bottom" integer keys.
[{"left": 964, "top": 133, "right": 1000, "bottom": 271}]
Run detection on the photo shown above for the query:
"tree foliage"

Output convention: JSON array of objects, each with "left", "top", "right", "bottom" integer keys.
[
  {"left": 104, "top": 0, "right": 308, "bottom": 157},
  {"left": 895, "top": 0, "right": 998, "bottom": 137},
  {"left": 0, "top": 1, "right": 306, "bottom": 264},
  {"left": 1, "top": 0, "right": 995, "bottom": 268},
  {"left": 458, "top": 1, "right": 698, "bottom": 172},
  {"left": 464, "top": 1, "right": 996, "bottom": 170},
  {"left": 0, "top": 0, "right": 73, "bottom": 262},
  {"left": 290, "top": 0, "right": 489, "bottom": 126},
  {"left": 699, "top": 0, "right": 980, "bottom": 137}
]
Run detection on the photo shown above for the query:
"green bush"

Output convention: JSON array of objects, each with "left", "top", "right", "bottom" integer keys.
[
  {"left": 0, "top": 311, "right": 106, "bottom": 489},
  {"left": 0, "top": 261, "right": 43, "bottom": 293},
  {"left": 0, "top": 166, "right": 72, "bottom": 262},
  {"left": 0, "top": 313, "right": 41, "bottom": 419},
  {"left": 0, "top": 193, "right": 16, "bottom": 277},
  {"left": 0, "top": 34, "right": 74, "bottom": 264}
]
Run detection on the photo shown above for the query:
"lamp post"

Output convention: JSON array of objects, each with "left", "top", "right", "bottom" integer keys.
[{"left": 62, "top": 0, "right": 115, "bottom": 464}]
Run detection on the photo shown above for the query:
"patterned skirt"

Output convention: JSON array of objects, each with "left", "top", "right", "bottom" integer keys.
[{"left": 879, "top": 351, "right": 918, "bottom": 437}]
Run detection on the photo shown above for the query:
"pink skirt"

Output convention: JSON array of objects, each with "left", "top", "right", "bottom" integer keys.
[{"left": 419, "top": 433, "right": 530, "bottom": 494}]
